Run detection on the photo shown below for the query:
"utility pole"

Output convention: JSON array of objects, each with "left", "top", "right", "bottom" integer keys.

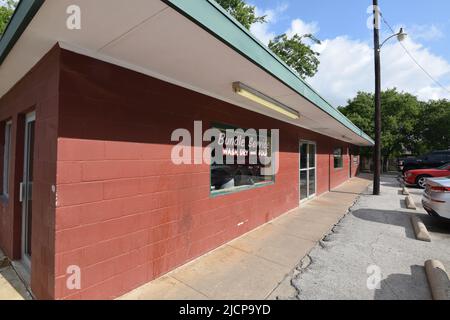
[{"left": 372, "top": 0, "right": 382, "bottom": 195}]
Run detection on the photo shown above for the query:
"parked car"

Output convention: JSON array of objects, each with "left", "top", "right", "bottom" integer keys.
[
  {"left": 422, "top": 176, "right": 450, "bottom": 220},
  {"left": 397, "top": 154, "right": 416, "bottom": 169},
  {"left": 404, "top": 163, "right": 450, "bottom": 188},
  {"left": 400, "top": 150, "right": 450, "bottom": 173}
]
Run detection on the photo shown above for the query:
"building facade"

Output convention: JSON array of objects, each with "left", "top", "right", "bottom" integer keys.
[{"left": 0, "top": 0, "right": 372, "bottom": 299}]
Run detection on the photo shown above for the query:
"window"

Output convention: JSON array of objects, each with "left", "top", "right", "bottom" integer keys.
[
  {"left": 210, "top": 125, "right": 274, "bottom": 195},
  {"left": 333, "top": 147, "right": 344, "bottom": 169},
  {"left": 3, "top": 121, "right": 12, "bottom": 197}
]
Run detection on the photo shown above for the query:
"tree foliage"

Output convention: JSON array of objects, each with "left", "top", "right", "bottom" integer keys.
[
  {"left": 417, "top": 100, "right": 450, "bottom": 153},
  {"left": 214, "top": 0, "right": 266, "bottom": 29},
  {"left": 215, "top": 0, "right": 321, "bottom": 79},
  {"left": 269, "top": 34, "right": 321, "bottom": 79},
  {"left": 339, "top": 89, "right": 450, "bottom": 162},
  {"left": 0, "top": 0, "right": 17, "bottom": 37}
]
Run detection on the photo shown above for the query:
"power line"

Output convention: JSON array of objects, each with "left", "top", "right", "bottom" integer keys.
[{"left": 380, "top": 12, "right": 450, "bottom": 96}]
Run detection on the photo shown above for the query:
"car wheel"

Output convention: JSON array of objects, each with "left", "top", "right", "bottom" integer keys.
[{"left": 416, "top": 175, "right": 430, "bottom": 189}]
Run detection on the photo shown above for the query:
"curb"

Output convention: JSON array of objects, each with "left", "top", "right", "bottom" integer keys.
[
  {"left": 405, "top": 195, "right": 417, "bottom": 210},
  {"left": 425, "top": 260, "right": 450, "bottom": 300},
  {"left": 402, "top": 187, "right": 410, "bottom": 196},
  {"left": 411, "top": 215, "right": 431, "bottom": 242}
]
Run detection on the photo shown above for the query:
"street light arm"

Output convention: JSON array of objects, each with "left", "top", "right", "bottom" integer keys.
[
  {"left": 380, "top": 33, "right": 398, "bottom": 48},
  {"left": 380, "top": 29, "right": 407, "bottom": 49}
]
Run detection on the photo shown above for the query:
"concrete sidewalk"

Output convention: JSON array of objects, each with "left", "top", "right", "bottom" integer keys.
[
  {"left": 119, "top": 175, "right": 372, "bottom": 300},
  {"left": 0, "top": 250, "right": 31, "bottom": 300},
  {"left": 292, "top": 175, "right": 450, "bottom": 300}
]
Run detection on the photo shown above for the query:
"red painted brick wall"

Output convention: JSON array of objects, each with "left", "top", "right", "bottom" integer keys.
[
  {"left": 53, "top": 49, "right": 358, "bottom": 300},
  {"left": 0, "top": 46, "right": 59, "bottom": 299}
]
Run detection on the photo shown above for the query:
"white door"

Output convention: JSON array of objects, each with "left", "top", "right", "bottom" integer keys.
[
  {"left": 21, "top": 111, "right": 35, "bottom": 270},
  {"left": 300, "top": 141, "right": 316, "bottom": 203}
]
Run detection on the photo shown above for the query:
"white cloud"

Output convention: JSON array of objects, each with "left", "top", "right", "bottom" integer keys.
[
  {"left": 250, "top": 3, "right": 288, "bottom": 45},
  {"left": 308, "top": 36, "right": 450, "bottom": 106},
  {"left": 409, "top": 24, "right": 445, "bottom": 42},
  {"left": 250, "top": 22, "right": 276, "bottom": 45},
  {"left": 249, "top": 7, "right": 450, "bottom": 105},
  {"left": 286, "top": 19, "right": 319, "bottom": 38}
]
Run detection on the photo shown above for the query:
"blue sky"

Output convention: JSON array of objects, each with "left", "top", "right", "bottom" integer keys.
[{"left": 248, "top": 0, "right": 450, "bottom": 106}]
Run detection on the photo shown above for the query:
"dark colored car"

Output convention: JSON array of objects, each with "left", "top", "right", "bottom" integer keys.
[
  {"left": 397, "top": 154, "right": 416, "bottom": 169},
  {"left": 400, "top": 150, "right": 450, "bottom": 174}
]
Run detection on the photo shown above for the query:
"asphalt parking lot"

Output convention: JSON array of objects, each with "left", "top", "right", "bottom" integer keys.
[{"left": 290, "top": 175, "right": 450, "bottom": 300}]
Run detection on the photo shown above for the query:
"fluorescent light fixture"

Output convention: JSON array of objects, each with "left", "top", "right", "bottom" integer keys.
[{"left": 233, "top": 82, "right": 300, "bottom": 120}]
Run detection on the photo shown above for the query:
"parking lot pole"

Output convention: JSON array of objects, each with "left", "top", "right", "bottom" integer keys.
[{"left": 373, "top": 0, "right": 382, "bottom": 195}]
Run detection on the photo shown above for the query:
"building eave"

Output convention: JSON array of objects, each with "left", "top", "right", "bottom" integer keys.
[
  {"left": 0, "top": 0, "right": 374, "bottom": 146},
  {"left": 0, "top": 0, "right": 44, "bottom": 65},
  {"left": 163, "top": 0, "right": 374, "bottom": 146}
]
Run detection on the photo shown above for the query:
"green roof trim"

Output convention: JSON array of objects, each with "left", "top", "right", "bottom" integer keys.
[
  {"left": 0, "top": 0, "right": 44, "bottom": 65},
  {"left": 164, "top": 0, "right": 374, "bottom": 145}
]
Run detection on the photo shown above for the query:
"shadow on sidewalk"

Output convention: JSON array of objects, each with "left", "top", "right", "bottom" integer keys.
[
  {"left": 419, "top": 214, "right": 450, "bottom": 235},
  {"left": 374, "top": 265, "right": 431, "bottom": 300},
  {"left": 351, "top": 209, "right": 416, "bottom": 240}
]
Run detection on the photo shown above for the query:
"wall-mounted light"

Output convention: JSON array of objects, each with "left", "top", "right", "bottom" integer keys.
[{"left": 233, "top": 82, "right": 300, "bottom": 120}]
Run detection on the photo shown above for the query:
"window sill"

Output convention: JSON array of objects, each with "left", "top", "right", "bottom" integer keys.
[{"left": 211, "top": 181, "right": 275, "bottom": 198}]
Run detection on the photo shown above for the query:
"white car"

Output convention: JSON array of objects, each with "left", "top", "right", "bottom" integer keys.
[{"left": 422, "top": 176, "right": 450, "bottom": 220}]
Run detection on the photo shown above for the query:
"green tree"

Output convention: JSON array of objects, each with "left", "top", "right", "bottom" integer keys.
[
  {"left": 418, "top": 99, "right": 450, "bottom": 152},
  {"left": 269, "top": 34, "right": 321, "bottom": 79},
  {"left": 215, "top": 0, "right": 321, "bottom": 79},
  {"left": 214, "top": 0, "right": 266, "bottom": 29},
  {"left": 339, "top": 89, "right": 422, "bottom": 170},
  {"left": 0, "top": 0, "right": 17, "bottom": 37}
]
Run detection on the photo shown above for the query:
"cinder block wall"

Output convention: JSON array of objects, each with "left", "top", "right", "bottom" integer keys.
[
  {"left": 53, "top": 49, "right": 356, "bottom": 299},
  {"left": 0, "top": 46, "right": 60, "bottom": 299}
]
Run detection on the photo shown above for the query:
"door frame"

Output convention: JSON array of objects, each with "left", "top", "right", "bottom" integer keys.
[
  {"left": 349, "top": 147, "right": 352, "bottom": 178},
  {"left": 21, "top": 111, "right": 35, "bottom": 271},
  {"left": 299, "top": 140, "right": 317, "bottom": 204}
]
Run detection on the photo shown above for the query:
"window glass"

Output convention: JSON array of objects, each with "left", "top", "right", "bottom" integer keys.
[
  {"left": 3, "top": 121, "right": 12, "bottom": 196},
  {"left": 210, "top": 125, "right": 274, "bottom": 194},
  {"left": 300, "top": 143, "right": 308, "bottom": 169},
  {"left": 309, "top": 169, "right": 316, "bottom": 195},
  {"left": 308, "top": 144, "right": 316, "bottom": 168},
  {"left": 300, "top": 171, "right": 308, "bottom": 199},
  {"left": 333, "top": 147, "right": 344, "bottom": 169}
]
